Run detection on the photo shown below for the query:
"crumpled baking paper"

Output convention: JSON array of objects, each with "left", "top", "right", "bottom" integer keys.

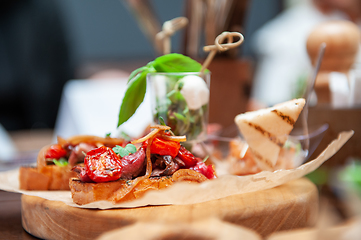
[{"left": 0, "top": 131, "right": 353, "bottom": 209}]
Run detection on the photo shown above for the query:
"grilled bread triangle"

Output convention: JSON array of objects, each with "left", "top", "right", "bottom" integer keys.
[{"left": 234, "top": 98, "right": 305, "bottom": 171}]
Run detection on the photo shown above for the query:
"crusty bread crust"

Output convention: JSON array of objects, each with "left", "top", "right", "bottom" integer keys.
[
  {"left": 70, "top": 169, "right": 207, "bottom": 205},
  {"left": 19, "top": 144, "right": 76, "bottom": 190},
  {"left": 19, "top": 167, "right": 51, "bottom": 190},
  {"left": 19, "top": 166, "right": 76, "bottom": 190},
  {"left": 19, "top": 135, "right": 125, "bottom": 191}
]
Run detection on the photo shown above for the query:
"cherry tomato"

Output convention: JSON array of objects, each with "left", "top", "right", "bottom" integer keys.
[
  {"left": 191, "top": 161, "right": 216, "bottom": 179},
  {"left": 45, "top": 144, "right": 67, "bottom": 159},
  {"left": 177, "top": 146, "right": 197, "bottom": 168},
  {"left": 84, "top": 146, "right": 122, "bottom": 183},
  {"left": 143, "top": 137, "right": 180, "bottom": 159}
]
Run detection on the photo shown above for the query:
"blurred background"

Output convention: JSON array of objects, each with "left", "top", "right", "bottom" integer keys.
[
  {"left": 0, "top": 0, "right": 283, "bottom": 158},
  {"left": 1, "top": 0, "right": 361, "bottom": 166},
  {"left": 1, "top": 0, "right": 360, "bottom": 156},
  {"left": 0, "top": 0, "right": 283, "bottom": 132},
  {"left": 1, "top": 0, "right": 361, "bottom": 237}
]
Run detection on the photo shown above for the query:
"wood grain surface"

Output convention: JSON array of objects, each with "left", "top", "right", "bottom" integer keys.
[{"left": 21, "top": 178, "right": 318, "bottom": 240}]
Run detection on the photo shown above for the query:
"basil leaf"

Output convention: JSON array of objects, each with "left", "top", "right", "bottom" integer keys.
[
  {"left": 168, "top": 91, "right": 185, "bottom": 104},
  {"left": 153, "top": 53, "right": 203, "bottom": 73},
  {"left": 159, "top": 116, "right": 166, "bottom": 126},
  {"left": 53, "top": 158, "right": 68, "bottom": 167},
  {"left": 128, "top": 66, "right": 149, "bottom": 83},
  {"left": 124, "top": 144, "right": 137, "bottom": 154},
  {"left": 113, "top": 144, "right": 137, "bottom": 157},
  {"left": 117, "top": 70, "right": 149, "bottom": 127},
  {"left": 113, "top": 145, "right": 129, "bottom": 157},
  {"left": 173, "top": 112, "right": 186, "bottom": 122},
  {"left": 166, "top": 89, "right": 176, "bottom": 98},
  {"left": 117, "top": 53, "right": 203, "bottom": 127}
]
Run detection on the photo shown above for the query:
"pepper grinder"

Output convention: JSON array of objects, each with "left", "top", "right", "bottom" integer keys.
[{"left": 306, "top": 20, "right": 360, "bottom": 104}]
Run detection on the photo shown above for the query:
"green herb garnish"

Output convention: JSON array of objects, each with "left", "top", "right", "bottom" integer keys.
[
  {"left": 159, "top": 116, "right": 166, "bottom": 126},
  {"left": 105, "top": 132, "right": 111, "bottom": 138},
  {"left": 113, "top": 144, "right": 137, "bottom": 157},
  {"left": 53, "top": 158, "right": 68, "bottom": 167},
  {"left": 117, "top": 53, "right": 204, "bottom": 127}
]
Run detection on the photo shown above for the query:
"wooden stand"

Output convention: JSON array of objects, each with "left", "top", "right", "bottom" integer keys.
[
  {"left": 22, "top": 178, "right": 318, "bottom": 239},
  {"left": 305, "top": 106, "right": 361, "bottom": 166},
  {"left": 208, "top": 58, "right": 253, "bottom": 128}
]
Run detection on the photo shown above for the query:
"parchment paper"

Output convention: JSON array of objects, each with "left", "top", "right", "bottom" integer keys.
[{"left": 0, "top": 131, "right": 353, "bottom": 209}]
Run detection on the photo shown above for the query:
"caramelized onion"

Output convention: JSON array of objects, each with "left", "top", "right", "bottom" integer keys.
[
  {"left": 159, "top": 134, "right": 187, "bottom": 142},
  {"left": 131, "top": 128, "right": 161, "bottom": 144},
  {"left": 150, "top": 125, "right": 171, "bottom": 131},
  {"left": 111, "top": 134, "right": 155, "bottom": 203},
  {"left": 57, "top": 136, "right": 67, "bottom": 146},
  {"left": 60, "top": 135, "right": 125, "bottom": 147},
  {"left": 145, "top": 134, "right": 155, "bottom": 177}
]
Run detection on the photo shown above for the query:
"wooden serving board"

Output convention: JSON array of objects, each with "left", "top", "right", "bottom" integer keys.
[{"left": 22, "top": 178, "right": 318, "bottom": 239}]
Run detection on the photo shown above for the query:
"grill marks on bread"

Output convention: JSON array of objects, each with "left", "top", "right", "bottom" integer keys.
[
  {"left": 244, "top": 109, "right": 296, "bottom": 146},
  {"left": 242, "top": 108, "right": 297, "bottom": 169},
  {"left": 245, "top": 122, "right": 284, "bottom": 148},
  {"left": 251, "top": 150, "right": 274, "bottom": 169},
  {"left": 235, "top": 98, "right": 305, "bottom": 171},
  {"left": 271, "top": 109, "right": 295, "bottom": 125}
]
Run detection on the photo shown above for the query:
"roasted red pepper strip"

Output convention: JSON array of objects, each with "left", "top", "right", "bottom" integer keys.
[
  {"left": 143, "top": 137, "right": 180, "bottom": 159},
  {"left": 177, "top": 146, "right": 197, "bottom": 168},
  {"left": 191, "top": 161, "right": 216, "bottom": 179},
  {"left": 84, "top": 146, "right": 122, "bottom": 183},
  {"left": 45, "top": 144, "right": 67, "bottom": 159}
]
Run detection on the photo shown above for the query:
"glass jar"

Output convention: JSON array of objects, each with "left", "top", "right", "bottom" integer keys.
[{"left": 147, "top": 72, "right": 211, "bottom": 142}]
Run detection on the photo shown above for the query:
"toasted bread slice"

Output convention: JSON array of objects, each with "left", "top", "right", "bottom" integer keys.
[
  {"left": 234, "top": 98, "right": 305, "bottom": 170},
  {"left": 19, "top": 135, "right": 126, "bottom": 191},
  {"left": 70, "top": 169, "right": 208, "bottom": 205},
  {"left": 19, "top": 165, "right": 76, "bottom": 190},
  {"left": 70, "top": 176, "right": 174, "bottom": 205},
  {"left": 19, "top": 144, "right": 77, "bottom": 190}
]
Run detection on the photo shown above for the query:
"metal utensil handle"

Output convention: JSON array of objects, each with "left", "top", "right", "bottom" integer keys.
[{"left": 302, "top": 42, "right": 326, "bottom": 151}]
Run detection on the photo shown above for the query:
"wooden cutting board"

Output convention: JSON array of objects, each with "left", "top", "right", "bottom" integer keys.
[{"left": 22, "top": 178, "right": 318, "bottom": 239}]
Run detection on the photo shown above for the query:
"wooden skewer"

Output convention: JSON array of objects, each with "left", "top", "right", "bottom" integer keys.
[
  {"left": 124, "top": 0, "right": 162, "bottom": 54},
  {"left": 156, "top": 17, "right": 189, "bottom": 55},
  {"left": 201, "top": 31, "right": 244, "bottom": 72}
]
